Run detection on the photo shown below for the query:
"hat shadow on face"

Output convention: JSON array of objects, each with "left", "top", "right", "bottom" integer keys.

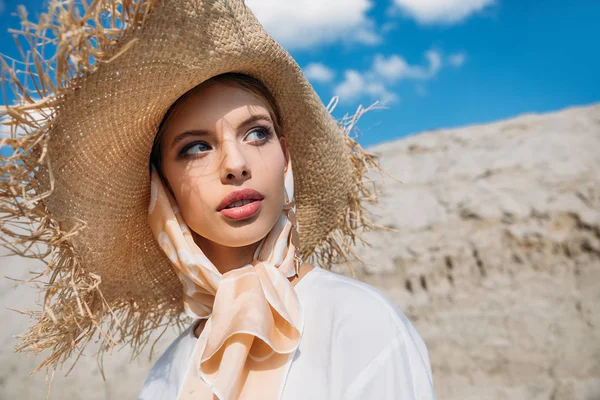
[{"left": 149, "top": 76, "right": 290, "bottom": 251}]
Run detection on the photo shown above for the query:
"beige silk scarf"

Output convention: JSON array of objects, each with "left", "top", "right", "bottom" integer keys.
[{"left": 147, "top": 157, "right": 303, "bottom": 400}]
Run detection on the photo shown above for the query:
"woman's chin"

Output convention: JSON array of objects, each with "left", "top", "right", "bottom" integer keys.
[
  {"left": 190, "top": 208, "right": 281, "bottom": 248},
  {"left": 218, "top": 233, "right": 268, "bottom": 248},
  {"left": 210, "top": 222, "right": 273, "bottom": 248}
]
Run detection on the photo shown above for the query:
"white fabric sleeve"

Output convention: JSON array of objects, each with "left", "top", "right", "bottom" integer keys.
[{"left": 342, "top": 315, "right": 437, "bottom": 400}]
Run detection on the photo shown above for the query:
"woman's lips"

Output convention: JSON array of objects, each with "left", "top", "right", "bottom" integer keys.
[
  {"left": 217, "top": 188, "right": 264, "bottom": 211},
  {"left": 219, "top": 199, "right": 262, "bottom": 220}
]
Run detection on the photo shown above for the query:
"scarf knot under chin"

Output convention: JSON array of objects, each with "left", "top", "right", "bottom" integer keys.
[{"left": 147, "top": 158, "right": 302, "bottom": 400}]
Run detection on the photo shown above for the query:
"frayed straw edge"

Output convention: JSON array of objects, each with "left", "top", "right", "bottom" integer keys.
[
  {"left": 305, "top": 97, "right": 402, "bottom": 278},
  {"left": 0, "top": 0, "right": 186, "bottom": 392}
]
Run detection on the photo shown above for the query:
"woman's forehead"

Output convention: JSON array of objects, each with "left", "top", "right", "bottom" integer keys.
[{"left": 163, "top": 84, "right": 272, "bottom": 135}]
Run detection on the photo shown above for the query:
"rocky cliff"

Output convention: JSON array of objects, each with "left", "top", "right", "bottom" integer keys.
[{"left": 354, "top": 103, "right": 600, "bottom": 399}]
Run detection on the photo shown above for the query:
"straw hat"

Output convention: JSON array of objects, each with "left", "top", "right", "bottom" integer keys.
[{"left": 0, "top": 0, "right": 382, "bottom": 372}]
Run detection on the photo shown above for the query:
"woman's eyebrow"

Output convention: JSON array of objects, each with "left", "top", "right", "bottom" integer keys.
[
  {"left": 170, "top": 129, "right": 210, "bottom": 149},
  {"left": 169, "top": 113, "right": 273, "bottom": 149},
  {"left": 239, "top": 113, "right": 272, "bottom": 128}
]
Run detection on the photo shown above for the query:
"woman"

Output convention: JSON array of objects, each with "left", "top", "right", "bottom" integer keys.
[
  {"left": 1, "top": 0, "right": 436, "bottom": 399},
  {"left": 139, "top": 73, "right": 436, "bottom": 399}
]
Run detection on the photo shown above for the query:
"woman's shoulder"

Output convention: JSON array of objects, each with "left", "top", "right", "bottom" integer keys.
[
  {"left": 295, "top": 266, "right": 436, "bottom": 399},
  {"left": 297, "top": 266, "right": 415, "bottom": 336},
  {"left": 297, "top": 265, "right": 432, "bottom": 361}
]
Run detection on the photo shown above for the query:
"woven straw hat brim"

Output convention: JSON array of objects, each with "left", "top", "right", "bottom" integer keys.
[{"left": 0, "top": 0, "right": 382, "bottom": 372}]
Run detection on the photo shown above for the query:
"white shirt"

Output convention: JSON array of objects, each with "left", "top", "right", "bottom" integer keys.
[{"left": 138, "top": 266, "right": 437, "bottom": 400}]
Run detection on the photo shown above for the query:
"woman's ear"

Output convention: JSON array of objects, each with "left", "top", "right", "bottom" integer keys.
[{"left": 279, "top": 136, "right": 289, "bottom": 171}]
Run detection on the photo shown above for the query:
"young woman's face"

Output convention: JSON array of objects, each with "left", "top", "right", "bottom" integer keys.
[{"left": 159, "top": 82, "right": 289, "bottom": 248}]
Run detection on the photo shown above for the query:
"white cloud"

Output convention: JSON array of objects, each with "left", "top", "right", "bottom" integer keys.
[
  {"left": 391, "top": 0, "right": 495, "bottom": 25},
  {"left": 448, "top": 51, "right": 467, "bottom": 67},
  {"left": 335, "top": 70, "right": 398, "bottom": 104},
  {"left": 334, "top": 49, "right": 445, "bottom": 105},
  {"left": 245, "top": 0, "right": 379, "bottom": 49},
  {"left": 373, "top": 50, "right": 442, "bottom": 82},
  {"left": 426, "top": 50, "right": 442, "bottom": 74},
  {"left": 372, "top": 55, "right": 412, "bottom": 81},
  {"left": 303, "top": 63, "right": 336, "bottom": 84},
  {"left": 354, "top": 27, "right": 382, "bottom": 46},
  {"left": 334, "top": 70, "right": 364, "bottom": 100}
]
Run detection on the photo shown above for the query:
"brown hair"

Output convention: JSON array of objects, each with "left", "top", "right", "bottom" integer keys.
[{"left": 149, "top": 72, "right": 284, "bottom": 185}]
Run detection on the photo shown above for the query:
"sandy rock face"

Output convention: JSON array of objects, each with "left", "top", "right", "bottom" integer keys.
[
  {"left": 350, "top": 103, "right": 600, "bottom": 400},
  {"left": 1, "top": 104, "right": 599, "bottom": 399}
]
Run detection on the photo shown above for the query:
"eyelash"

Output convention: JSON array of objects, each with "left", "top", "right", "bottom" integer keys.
[{"left": 179, "top": 126, "right": 274, "bottom": 159}]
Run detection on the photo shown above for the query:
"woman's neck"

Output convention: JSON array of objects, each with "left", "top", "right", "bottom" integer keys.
[{"left": 192, "top": 233, "right": 261, "bottom": 274}]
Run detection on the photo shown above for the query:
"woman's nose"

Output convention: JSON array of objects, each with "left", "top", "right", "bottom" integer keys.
[{"left": 220, "top": 141, "right": 251, "bottom": 184}]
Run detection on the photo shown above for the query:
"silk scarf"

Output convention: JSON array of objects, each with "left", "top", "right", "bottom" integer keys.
[{"left": 147, "top": 157, "right": 303, "bottom": 400}]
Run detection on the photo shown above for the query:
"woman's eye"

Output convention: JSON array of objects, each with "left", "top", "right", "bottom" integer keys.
[
  {"left": 246, "top": 127, "right": 271, "bottom": 142},
  {"left": 181, "top": 142, "right": 211, "bottom": 156}
]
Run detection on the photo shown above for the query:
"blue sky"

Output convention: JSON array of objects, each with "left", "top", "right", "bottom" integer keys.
[{"left": 1, "top": 0, "right": 599, "bottom": 147}]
